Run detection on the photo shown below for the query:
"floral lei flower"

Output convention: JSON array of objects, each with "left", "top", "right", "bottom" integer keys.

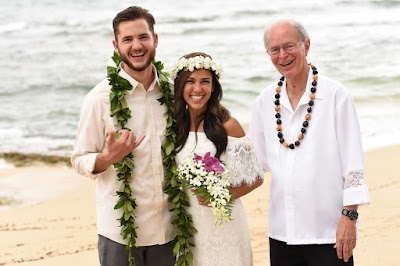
[{"left": 170, "top": 55, "right": 223, "bottom": 80}]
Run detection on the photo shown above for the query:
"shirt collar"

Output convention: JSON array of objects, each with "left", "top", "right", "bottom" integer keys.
[
  {"left": 118, "top": 64, "right": 160, "bottom": 95},
  {"left": 279, "top": 66, "right": 324, "bottom": 112}
]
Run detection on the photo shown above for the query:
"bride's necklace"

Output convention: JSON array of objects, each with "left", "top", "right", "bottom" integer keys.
[{"left": 274, "top": 64, "right": 318, "bottom": 149}]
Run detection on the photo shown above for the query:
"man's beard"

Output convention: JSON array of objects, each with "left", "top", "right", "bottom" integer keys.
[{"left": 119, "top": 48, "right": 156, "bottom": 72}]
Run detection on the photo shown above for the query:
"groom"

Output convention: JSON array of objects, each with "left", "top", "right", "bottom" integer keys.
[{"left": 71, "top": 6, "right": 175, "bottom": 266}]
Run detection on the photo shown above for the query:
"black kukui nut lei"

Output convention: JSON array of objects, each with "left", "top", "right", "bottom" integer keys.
[{"left": 274, "top": 64, "right": 318, "bottom": 149}]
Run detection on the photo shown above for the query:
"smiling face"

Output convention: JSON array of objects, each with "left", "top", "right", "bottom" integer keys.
[
  {"left": 183, "top": 68, "right": 214, "bottom": 116},
  {"left": 112, "top": 19, "right": 158, "bottom": 74},
  {"left": 267, "top": 22, "right": 310, "bottom": 81}
]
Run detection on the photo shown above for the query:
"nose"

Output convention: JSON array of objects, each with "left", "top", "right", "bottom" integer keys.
[
  {"left": 131, "top": 38, "right": 142, "bottom": 50},
  {"left": 193, "top": 82, "right": 202, "bottom": 92},
  {"left": 278, "top": 48, "right": 288, "bottom": 57}
]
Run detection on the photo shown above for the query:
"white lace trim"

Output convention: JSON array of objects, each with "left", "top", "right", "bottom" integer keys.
[
  {"left": 343, "top": 169, "right": 365, "bottom": 189},
  {"left": 226, "top": 137, "right": 264, "bottom": 187}
]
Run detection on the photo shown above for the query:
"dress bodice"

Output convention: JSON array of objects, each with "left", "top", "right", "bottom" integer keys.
[{"left": 176, "top": 132, "right": 263, "bottom": 187}]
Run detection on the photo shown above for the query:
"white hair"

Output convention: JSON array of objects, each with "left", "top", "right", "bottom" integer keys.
[{"left": 263, "top": 16, "right": 310, "bottom": 50}]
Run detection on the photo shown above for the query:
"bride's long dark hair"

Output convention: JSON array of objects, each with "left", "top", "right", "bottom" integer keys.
[{"left": 174, "top": 52, "right": 230, "bottom": 159}]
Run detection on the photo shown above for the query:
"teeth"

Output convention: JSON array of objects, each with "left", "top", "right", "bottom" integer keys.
[
  {"left": 191, "top": 96, "right": 203, "bottom": 100},
  {"left": 132, "top": 53, "right": 145, "bottom": 57},
  {"left": 281, "top": 60, "right": 293, "bottom": 66}
]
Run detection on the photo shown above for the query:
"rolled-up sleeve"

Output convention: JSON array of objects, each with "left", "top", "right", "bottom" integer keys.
[
  {"left": 71, "top": 94, "right": 108, "bottom": 180},
  {"left": 335, "top": 90, "right": 370, "bottom": 206}
]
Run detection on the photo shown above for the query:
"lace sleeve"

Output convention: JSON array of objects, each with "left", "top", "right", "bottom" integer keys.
[
  {"left": 342, "top": 169, "right": 370, "bottom": 206},
  {"left": 225, "top": 136, "right": 264, "bottom": 187},
  {"left": 343, "top": 169, "right": 366, "bottom": 189}
]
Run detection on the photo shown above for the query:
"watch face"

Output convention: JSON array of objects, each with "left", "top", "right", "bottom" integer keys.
[{"left": 348, "top": 210, "right": 358, "bottom": 220}]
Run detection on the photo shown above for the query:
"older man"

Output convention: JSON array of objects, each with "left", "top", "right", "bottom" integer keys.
[{"left": 249, "top": 19, "right": 370, "bottom": 266}]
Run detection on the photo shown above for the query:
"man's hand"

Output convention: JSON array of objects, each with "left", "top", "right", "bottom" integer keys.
[
  {"left": 106, "top": 130, "right": 145, "bottom": 162},
  {"left": 334, "top": 214, "right": 357, "bottom": 262},
  {"left": 94, "top": 130, "right": 145, "bottom": 173}
]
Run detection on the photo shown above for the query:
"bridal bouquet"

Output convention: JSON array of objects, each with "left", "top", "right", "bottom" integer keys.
[{"left": 177, "top": 152, "right": 234, "bottom": 227}]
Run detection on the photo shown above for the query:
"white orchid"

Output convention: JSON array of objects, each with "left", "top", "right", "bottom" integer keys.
[{"left": 177, "top": 152, "right": 234, "bottom": 227}]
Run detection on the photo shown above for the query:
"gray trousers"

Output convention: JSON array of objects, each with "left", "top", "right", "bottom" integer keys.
[{"left": 98, "top": 235, "right": 175, "bottom": 266}]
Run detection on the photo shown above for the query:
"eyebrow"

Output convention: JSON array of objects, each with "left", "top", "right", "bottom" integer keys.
[
  {"left": 121, "top": 33, "right": 150, "bottom": 40},
  {"left": 271, "top": 42, "right": 297, "bottom": 47},
  {"left": 186, "top": 77, "right": 211, "bottom": 81}
]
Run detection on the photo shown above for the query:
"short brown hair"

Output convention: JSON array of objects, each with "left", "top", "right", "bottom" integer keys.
[{"left": 112, "top": 6, "right": 155, "bottom": 41}]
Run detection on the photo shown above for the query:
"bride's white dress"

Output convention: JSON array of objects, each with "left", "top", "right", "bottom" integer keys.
[{"left": 175, "top": 132, "right": 264, "bottom": 266}]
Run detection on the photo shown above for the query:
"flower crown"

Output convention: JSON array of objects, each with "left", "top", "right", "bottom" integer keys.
[{"left": 170, "top": 55, "right": 223, "bottom": 81}]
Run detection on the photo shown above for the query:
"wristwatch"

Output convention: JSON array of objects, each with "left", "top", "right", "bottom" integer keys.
[{"left": 342, "top": 209, "right": 358, "bottom": 220}]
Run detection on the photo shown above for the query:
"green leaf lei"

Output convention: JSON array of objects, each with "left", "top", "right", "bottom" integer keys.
[{"left": 107, "top": 51, "right": 196, "bottom": 266}]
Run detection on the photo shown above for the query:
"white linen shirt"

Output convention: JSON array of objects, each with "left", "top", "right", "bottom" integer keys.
[
  {"left": 71, "top": 65, "right": 175, "bottom": 246},
  {"left": 249, "top": 67, "right": 370, "bottom": 244}
]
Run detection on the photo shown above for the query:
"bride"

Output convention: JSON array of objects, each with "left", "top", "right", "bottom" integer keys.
[{"left": 171, "top": 52, "right": 264, "bottom": 265}]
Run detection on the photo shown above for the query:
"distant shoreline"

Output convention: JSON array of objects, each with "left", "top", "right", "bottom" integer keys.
[
  {"left": 0, "top": 140, "right": 395, "bottom": 168},
  {"left": 0, "top": 152, "right": 71, "bottom": 167}
]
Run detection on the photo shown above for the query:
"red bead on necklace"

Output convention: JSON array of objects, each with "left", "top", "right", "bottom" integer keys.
[{"left": 275, "top": 64, "right": 318, "bottom": 149}]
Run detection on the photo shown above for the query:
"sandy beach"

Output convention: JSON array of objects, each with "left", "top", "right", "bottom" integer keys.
[{"left": 0, "top": 146, "right": 399, "bottom": 266}]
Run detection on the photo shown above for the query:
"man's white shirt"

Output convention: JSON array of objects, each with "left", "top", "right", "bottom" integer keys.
[
  {"left": 249, "top": 67, "right": 370, "bottom": 244},
  {"left": 71, "top": 66, "right": 175, "bottom": 246}
]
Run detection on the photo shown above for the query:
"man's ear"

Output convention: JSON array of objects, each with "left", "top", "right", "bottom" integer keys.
[
  {"left": 154, "top": 33, "right": 159, "bottom": 48},
  {"left": 304, "top": 39, "right": 310, "bottom": 57},
  {"left": 112, "top": 39, "right": 119, "bottom": 54}
]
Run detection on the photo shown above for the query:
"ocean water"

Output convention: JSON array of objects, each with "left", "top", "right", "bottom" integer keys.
[{"left": 1, "top": 0, "right": 400, "bottom": 159}]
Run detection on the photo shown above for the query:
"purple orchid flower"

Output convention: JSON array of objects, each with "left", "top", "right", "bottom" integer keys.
[
  {"left": 194, "top": 153, "right": 203, "bottom": 163},
  {"left": 193, "top": 152, "right": 225, "bottom": 172},
  {"left": 203, "top": 152, "right": 211, "bottom": 161},
  {"left": 204, "top": 155, "right": 225, "bottom": 172}
]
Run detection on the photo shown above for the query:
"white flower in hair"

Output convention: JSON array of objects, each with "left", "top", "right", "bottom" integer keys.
[
  {"left": 210, "top": 62, "right": 216, "bottom": 71},
  {"left": 188, "top": 57, "right": 195, "bottom": 65},
  {"left": 195, "top": 60, "right": 201, "bottom": 69},
  {"left": 217, "top": 65, "right": 224, "bottom": 76},
  {"left": 170, "top": 55, "right": 223, "bottom": 80},
  {"left": 203, "top": 57, "right": 212, "bottom": 69}
]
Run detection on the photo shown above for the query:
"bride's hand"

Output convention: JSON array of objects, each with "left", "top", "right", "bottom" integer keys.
[{"left": 190, "top": 189, "right": 210, "bottom": 207}]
